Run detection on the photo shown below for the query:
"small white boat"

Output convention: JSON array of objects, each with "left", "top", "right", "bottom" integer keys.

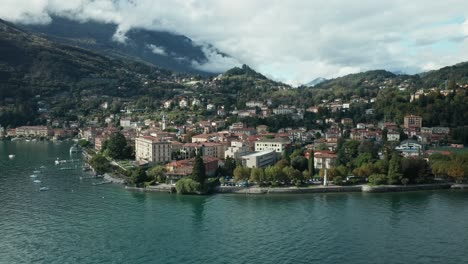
[
  {"left": 40, "top": 166, "right": 46, "bottom": 169},
  {"left": 8, "top": 154, "right": 15, "bottom": 159},
  {"left": 33, "top": 170, "right": 41, "bottom": 174},
  {"left": 39, "top": 187, "right": 49, "bottom": 191},
  {"left": 55, "top": 158, "right": 67, "bottom": 165},
  {"left": 30, "top": 174, "right": 38, "bottom": 178},
  {"left": 33, "top": 180, "right": 41, "bottom": 183}
]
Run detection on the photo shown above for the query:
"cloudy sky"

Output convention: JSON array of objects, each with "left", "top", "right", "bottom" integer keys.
[{"left": 1, "top": 0, "right": 468, "bottom": 85}]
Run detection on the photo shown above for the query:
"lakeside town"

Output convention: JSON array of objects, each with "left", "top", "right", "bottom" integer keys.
[{"left": 2, "top": 82, "right": 467, "bottom": 194}]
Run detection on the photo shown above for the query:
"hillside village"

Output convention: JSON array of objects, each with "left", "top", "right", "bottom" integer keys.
[{"left": 1, "top": 73, "right": 466, "bottom": 188}]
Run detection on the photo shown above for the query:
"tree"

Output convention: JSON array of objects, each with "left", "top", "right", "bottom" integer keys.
[
  {"left": 90, "top": 153, "right": 110, "bottom": 175},
  {"left": 104, "top": 132, "right": 132, "bottom": 159},
  {"left": 77, "top": 139, "right": 90, "bottom": 148},
  {"left": 276, "top": 159, "right": 290, "bottom": 169},
  {"left": 387, "top": 152, "right": 402, "bottom": 184},
  {"left": 233, "top": 165, "right": 250, "bottom": 182},
  {"left": 191, "top": 154, "right": 206, "bottom": 184},
  {"left": 308, "top": 150, "right": 315, "bottom": 177},
  {"left": 291, "top": 156, "right": 308, "bottom": 171},
  {"left": 147, "top": 165, "right": 167, "bottom": 183},
  {"left": 176, "top": 178, "right": 202, "bottom": 194},
  {"left": 131, "top": 167, "right": 148, "bottom": 187},
  {"left": 265, "top": 165, "right": 287, "bottom": 183},
  {"left": 223, "top": 156, "right": 237, "bottom": 177},
  {"left": 401, "top": 158, "right": 432, "bottom": 184},
  {"left": 368, "top": 174, "right": 387, "bottom": 185},
  {"left": 250, "top": 167, "right": 265, "bottom": 184},
  {"left": 283, "top": 166, "right": 303, "bottom": 186}
]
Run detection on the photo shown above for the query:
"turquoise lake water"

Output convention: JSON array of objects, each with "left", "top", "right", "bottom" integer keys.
[{"left": 1, "top": 141, "right": 468, "bottom": 264}]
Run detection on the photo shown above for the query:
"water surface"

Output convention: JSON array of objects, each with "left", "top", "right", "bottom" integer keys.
[{"left": 1, "top": 141, "right": 467, "bottom": 264}]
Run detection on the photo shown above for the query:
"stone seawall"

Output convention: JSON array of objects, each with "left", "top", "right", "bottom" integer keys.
[
  {"left": 216, "top": 185, "right": 362, "bottom": 194},
  {"left": 125, "top": 185, "right": 176, "bottom": 193},
  {"left": 361, "top": 183, "right": 451, "bottom": 192},
  {"left": 217, "top": 183, "right": 453, "bottom": 195}
]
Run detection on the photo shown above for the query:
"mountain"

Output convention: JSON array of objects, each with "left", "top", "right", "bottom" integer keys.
[
  {"left": 305, "top": 77, "right": 327, "bottom": 87},
  {"left": 0, "top": 18, "right": 177, "bottom": 99},
  {"left": 419, "top": 61, "right": 468, "bottom": 87},
  {"left": 17, "top": 16, "right": 218, "bottom": 75},
  {"left": 223, "top": 64, "right": 268, "bottom": 80}
]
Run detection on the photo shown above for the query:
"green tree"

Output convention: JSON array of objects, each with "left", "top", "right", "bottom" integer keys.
[
  {"left": 191, "top": 154, "right": 206, "bottom": 184},
  {"left": 250, "top": 167, "right": 265, "bottom": 184},
  {"left": 77, "top": 139, "right": 90, "bottom": 148},
  {"left": 233, "top": 165, "right": 250, "bottom": 182},
  {"left": 131, "top": 167, "right": 148, "bottom": 187},
  {"left": 283, "top": 166, "right": 303, "bottom": 186},
  {"left": 104, "top": 132, "right": 133, "bottom": 159},
  {"left": 308, "top": 149, "right": 315, "bottom": 177},
  {"left": 223, "top": 156, "right": 237, "bottom": 177},
  {"left": 291, "top": 156, "right": 308, "bottom": 171},
  {"left": 90, "top": 153, "right": 110, "bottom": 175},
  {"left": 387, "top": 152, "right": 402, "bottom": 184},
  {"left": 265, "top": 165, "right": 287, "bottom": 183},
  {"left": 147, "top": 165, "right": 167, "bottom": 183},
  {"left": 176, "top": 178, "right": 202, "bottom": 194}
]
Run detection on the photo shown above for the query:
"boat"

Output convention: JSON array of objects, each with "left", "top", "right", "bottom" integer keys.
[
  {"left": 30, "top": 174, "right": 38, "bottom": 178},
  {"left": 59, "top": 167, "right": 76, "bottom": 170},
  {"left": 40, "top": 165, "right": 46, "bottom": 169},
  {"left": 8, "top": 154, "right": 15, "bottom": 159},
  {"left": 69, "top": 144, "right": 82, "bottom": 154},
  {"left": 39, "top": 187, "right": 49, "bottom": 191},
  {"left": 55, "top": 158, "right": 67, "bottom": 165},
  {"left": 33, "top": 170, "right": 41, "bottom": 174},
  {"left": 33, "top": 180, "right": 41, "bottom": 183}
]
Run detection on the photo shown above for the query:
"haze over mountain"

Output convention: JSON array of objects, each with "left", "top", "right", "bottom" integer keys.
[{"left": 18, "top": 16, "right": 233, "bottom": 75}]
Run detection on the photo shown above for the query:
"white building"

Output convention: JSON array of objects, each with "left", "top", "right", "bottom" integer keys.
[
  {"left": 135, "top": 136, "right": 172, "bottom": 164},
  {"left": 314, "top": 151, "right": 337, "bottom": 169},
  {"left": 225, "top": 141, "right": 251, "bottom": 160},
  {"left": 387, "top": 131, "right": 400, "bottom": 142},
  {"left": 254, "top": 138, "right": 290, "bottom": 153},
  {"left": 241, "top": 150, "right": 276, "bottom": 168},
  {"left": 395, "top": 139, "right": 422, "bottom": 157},
  {"left": 246, "top": 101, "right": 264, "bottom": 108}
]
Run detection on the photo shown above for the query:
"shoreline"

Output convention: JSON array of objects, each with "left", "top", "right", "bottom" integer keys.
[{"left": 123, "top": 182, "right": 464, "bottom": 195}]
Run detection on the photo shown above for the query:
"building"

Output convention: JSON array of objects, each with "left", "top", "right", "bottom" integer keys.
[
  {"left": 254, "top": 138, "right": 291, "bottom": 153},
  {"left": 395, "top": 139, "right": 422, "bottom": 157},
  {"left": 15, "top": 126, "right": 51, "bottom": 138},
  {"left": 314, "top": 151, "right": 337, "bottom": 169},
  {"left": 135, "top": 136, "right": 172, "bottom": 164},
  {"left": 225, "top": 141, "right": 251, "bottom": 160},
  {"left": 404, "top": 115, "right": 422, "bottom": 129},
  {"left": 191, "top": 134, "right": 212, "bottom": 143},
  {"left": 180, "top": 142, "right": 226, "bottom": 160},
  {"left": 387, "top": 130, "right": 400, "bottom": 142},
  {"left": 246, "top": 101, "right": 264, "bottom": 108},
  {"left": 241, "top": 150, "right": 276, "bottom": 168},
  {"left": 120, "top": 118, "right": 132, "bottom": 128},
  {"left": 165, "top": 156, "right": 219, "bottom": 181}
]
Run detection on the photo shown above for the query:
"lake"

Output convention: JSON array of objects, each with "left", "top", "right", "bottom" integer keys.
[{"left": 1, "top": 141, "right": 468, "bottom": 264}]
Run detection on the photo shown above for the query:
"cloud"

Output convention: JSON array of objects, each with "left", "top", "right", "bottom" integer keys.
[
  {"left": 147, "top": 44, "right": 167, "bottom": 56},
  {"left": 1, "top": 0, "right": 468, "bottom": 84},
  {"left": 191, "top": 44, "right": 241, "bottom": 72}
]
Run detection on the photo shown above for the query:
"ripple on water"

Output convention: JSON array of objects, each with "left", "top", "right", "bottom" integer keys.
[{"left": 2, "top": 141, "right": 468, "bottom": 264}]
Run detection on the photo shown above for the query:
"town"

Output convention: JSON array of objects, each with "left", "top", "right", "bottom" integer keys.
[{"left": 1, "top": 73, "right": 466, "bottom": 193}]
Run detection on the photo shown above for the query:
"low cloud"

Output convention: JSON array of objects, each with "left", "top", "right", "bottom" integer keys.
[
  {"left": 1, "top": 0, "right": 468, "bottom": 84},
  {"left": 191, "top": 44, "right": 241, "bottom": 73},
  {"left": 147, "top": 44, "right": 167, "bottom": 56}
]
